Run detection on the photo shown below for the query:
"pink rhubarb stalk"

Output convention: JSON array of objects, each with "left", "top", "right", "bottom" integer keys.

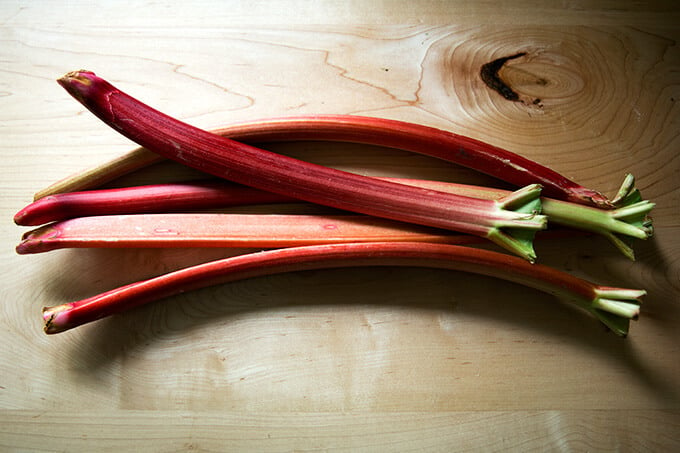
[
  {"left": 16, "top": 177, "right": 653, "bottom": 259},
  {"left": 41, "top": 242, "right": 644, "bottom": 336},
  {"left": 16, "top": 213, "right": 482, "bottom": 253},
  {"left": 56, "top": 70, "right": 547, "bottom": 261},
  {"left": 34, "top": 114, "right": 620, "bottom": 208}
]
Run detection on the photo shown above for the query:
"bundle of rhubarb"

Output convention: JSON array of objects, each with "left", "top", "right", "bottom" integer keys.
[{"left": 15, "top": 70, "right": 655, "bottom": 337}]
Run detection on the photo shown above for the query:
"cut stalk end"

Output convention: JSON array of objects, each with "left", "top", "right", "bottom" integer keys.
[
  {"left": 589, "top": 287, "right": 645, "bottom": 336},
  {"left": 489, "top": 184, "right": 547, "bottom": 263},
  {"left": 540, "top": 174, "right": 654, "bottom": 260},
  {"left": 16, "top": 226, "right": 60, "bottom": 254},
  {"left": 57, "top": 70, "right": 97, "bottom": 104},
  {"left": 42, "top": 304, "right": 74, "bottom": 335},
  {"left": 600, "top": 201, "right": 655, "bottom": 261},
  {"left": 611, "top": 174, "right": 637, "bottom": 206},
  {"left": 605, "top": 175, "right": 654, "bottom": 260},
  {"left": 611, "top": 200, "right": 655, "bottom": 236}
]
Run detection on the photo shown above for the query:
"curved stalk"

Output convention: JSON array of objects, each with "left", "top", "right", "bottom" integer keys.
[
  {"left": 35, "top": 113, "right": 616, "bottom": 208},
  {"left": 41, "top": 242, "right": 644, "bottom": 336},
  {"left": 56, "top": 70, "right": 547, "bottom": 261}
]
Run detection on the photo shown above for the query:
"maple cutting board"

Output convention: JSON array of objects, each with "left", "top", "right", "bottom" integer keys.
[{"left": 1, "top": 1, "right": 679, "bottom": 451}]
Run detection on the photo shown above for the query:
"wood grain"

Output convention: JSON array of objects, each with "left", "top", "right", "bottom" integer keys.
[
  {"left": 1, "top": 410, "right": 678, "bottom": 452},
  {"left": 1, "top": 1, "right": 679, "bottom": 451}
]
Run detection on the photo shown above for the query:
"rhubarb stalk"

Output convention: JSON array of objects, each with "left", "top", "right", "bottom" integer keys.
[
  {"left": 15, "top": 177, "right": 654, "bottom": 259},
  {"left": 41, "top": 242, "right": 644, "bottom": 336},
  {"left": 16, "top": 213, "right": 483, "bottom": 253},
  {"left": 56, "top": 70, "right": 547, "bottom": 261},
  {"left": 15, "top": 180, "right": 292, "bottom": 226},
  {"left": 33, "top": 115, "right": 620, "bottom": 209}
]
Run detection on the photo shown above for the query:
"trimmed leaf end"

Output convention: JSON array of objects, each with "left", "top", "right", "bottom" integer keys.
[{"left": 489, "top": 184, "right": 548, "bottom": 263}]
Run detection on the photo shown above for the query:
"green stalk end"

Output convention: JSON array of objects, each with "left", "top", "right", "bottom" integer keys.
[
  {"left": 488, "top": 184, "right": 548, "bottom": 263},
  {"left": 603, "top": 200, "right": 654, "bottom": 260},
  {"left": 541, "top": 174, "right": 654, "bottom": 260},
  {"left": 605, "top": 175, "right": 654, "bottom": 261},
  {"left": 611, "top": 173, "right": 637, "bottom": 206},
  {"left": 610, "top": 200, "right": 655, "bottom": 237},
  {"left": 610, "top": 174, "right": 655, "bottom": 232},
  {"left": 602, "top": 232, "right": 636, "bottom": 261},
  {"left": 588, "top": 287, "right": 645, "bottom": 336},
  {"left": 597, "top": 199, "right": 654, "bottom": 261}
]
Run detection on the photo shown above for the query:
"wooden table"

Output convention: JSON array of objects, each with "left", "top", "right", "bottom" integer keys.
[{"left": 2, "top": 1, "right": 679, "bottom": 450}]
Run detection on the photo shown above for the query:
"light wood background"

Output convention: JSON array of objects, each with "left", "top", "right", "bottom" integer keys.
[{"left": 1, "top": 1, "right": 679, "bottom": 451}]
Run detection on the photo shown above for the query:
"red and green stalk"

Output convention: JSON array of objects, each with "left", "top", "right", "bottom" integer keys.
[
  {"left": 34, "top": 114, "right": 621, "bottom": 208},
  {"left": 56, "top": 71, "right": 546, "bottom": 261},
  {"left": 16, "top": 178, "right": 654, "bottom": 259},
  {"left": 41, "top": 242, "right": 644, "bottom": 336},
  {"left": 19, "top": 71, "right": 651, "bottom": 338}
]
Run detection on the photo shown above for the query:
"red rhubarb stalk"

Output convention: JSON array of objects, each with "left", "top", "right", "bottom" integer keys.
[
  {"left": 16, "top": 180, "right": 292, "bottom": 226},
  {"left": 16, "top": 177, "right": 653, "bottom": 259},
  {"left": 34, "top": 114, "right": 619, "bottom": 208},
  {"left": 57, "top": 70, "right": 547, "bottom": 261},
  {"left": 41, "top": 242, "right": 644, "bottom": 336}
]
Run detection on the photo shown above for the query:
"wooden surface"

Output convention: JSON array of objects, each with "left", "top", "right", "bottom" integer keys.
[{"left": 2, "top": 1, "right": 679, "bottom": 451}]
